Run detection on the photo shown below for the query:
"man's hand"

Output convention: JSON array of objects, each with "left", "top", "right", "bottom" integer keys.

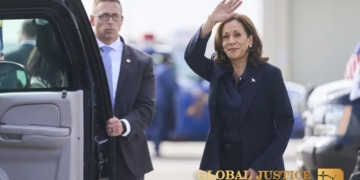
[
  {"left": 106, "top": 116, "right": 124, "bottom": 136},
  {"left": 248, "top": 168, "right": 259, "bottom": 180}
]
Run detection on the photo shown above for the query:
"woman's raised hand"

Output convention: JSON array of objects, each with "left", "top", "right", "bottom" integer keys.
[
  {"left": 200, "top": 0, "right": 242, "bottom": 39},
  {"left": 209, "top": 0, "right": 243, "bottom": 24}
]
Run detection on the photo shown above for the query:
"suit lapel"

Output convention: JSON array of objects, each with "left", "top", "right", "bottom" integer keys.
[
  {"left": 238, "top": 63, "right": 264, "bottom": 126},
  {"left": 209, "top": 63, "right": 228, "bottom": 117},
  {"left": 115, "top": 36, "right": 131, "bottom": 98}
]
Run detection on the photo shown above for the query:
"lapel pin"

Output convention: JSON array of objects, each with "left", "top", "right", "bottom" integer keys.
[
  {"left": 252, "top": 78, "right": 256, "bottom": 83},
  {"left": 126, "top": 59, "right": 131, "bottom": 63}
]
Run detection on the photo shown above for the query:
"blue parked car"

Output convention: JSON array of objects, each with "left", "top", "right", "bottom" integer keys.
[{"left": 285, "top": 81, "right": 307, "bottom": 138}]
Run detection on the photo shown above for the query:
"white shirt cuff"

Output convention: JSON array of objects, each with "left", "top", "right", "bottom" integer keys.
[{"left": 120, "top": 119, "right": 131, "bottom": 136}]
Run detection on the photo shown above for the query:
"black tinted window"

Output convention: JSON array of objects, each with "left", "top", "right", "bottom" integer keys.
[{"left": 0, "top": 19, "right": 69, "bottom": 90}]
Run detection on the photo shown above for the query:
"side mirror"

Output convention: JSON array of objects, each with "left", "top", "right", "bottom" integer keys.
[{"left": 0, "top": 61, "right": 30, "bottom": 90}]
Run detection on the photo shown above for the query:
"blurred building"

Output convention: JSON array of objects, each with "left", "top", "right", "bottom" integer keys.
[
  {"left": 83, "top": 0, "right": 360, "bottom": 87},
  {"left": 262, "top": 0, "right": 360, "bottom": 86}
]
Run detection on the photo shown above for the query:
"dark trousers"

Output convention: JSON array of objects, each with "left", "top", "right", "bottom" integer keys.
[
  {"left": 350, "top": 150, "right": 360, "bottom": 180},
  {"left": 112, "top": 141, "right": 144, "bottom": 180},
  {"left": 153, "top": 108, "right": 167, "bottom": 152},
  {"left": 350, "top": 99, "right": 360, "bottom": 180},
  {"left": 218, "top": 142, "right": 245, "bottom": 180}
]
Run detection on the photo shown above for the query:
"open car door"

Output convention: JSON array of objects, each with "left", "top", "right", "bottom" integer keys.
[{"left": 0, "top": 0, "right": 115, "bottom": 179}]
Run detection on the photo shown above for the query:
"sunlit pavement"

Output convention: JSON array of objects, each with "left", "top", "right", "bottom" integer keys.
[{"left": 145, "top": 139, "right": 303, "bottom": 180}]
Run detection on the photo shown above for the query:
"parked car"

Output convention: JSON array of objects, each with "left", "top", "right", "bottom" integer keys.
[
  {"left": 0, "top": 0, "right": 124, "bottom": 179},
  {"left": 295, "top": 79, "right": 360, "bottom": 180},
  {"left": 285, "top": 81, "right": 307, "bottom": 138}
]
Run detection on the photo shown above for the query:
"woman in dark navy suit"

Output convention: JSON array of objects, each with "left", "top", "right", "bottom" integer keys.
[{"left": 184, "top": 0, "right": 294, "bottom": 179}]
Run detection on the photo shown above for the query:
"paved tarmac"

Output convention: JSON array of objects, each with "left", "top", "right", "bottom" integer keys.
[{"left": 145, "top": 139, "right": 303, "bottom": 180}]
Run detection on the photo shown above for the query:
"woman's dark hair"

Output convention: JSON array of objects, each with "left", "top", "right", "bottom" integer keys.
[
  {"left": 26, "top": 47, "right": 63, "bottom": 87},
  {"left": 214, "top": 14, "right": 269, "bottom": 68}
]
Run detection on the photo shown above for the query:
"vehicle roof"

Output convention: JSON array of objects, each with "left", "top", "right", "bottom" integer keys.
[
  {"left": 328, "top": 87, "right": 352, "bottom": 100},
  {"left": 307, "top": 79, "right": 353, "bottom": 107},
  {"left": 151, "top": 44, "right": 173, "bottom": 53},
  {"left": 285, "top": 81, "right": 306, "bottom": 96}
]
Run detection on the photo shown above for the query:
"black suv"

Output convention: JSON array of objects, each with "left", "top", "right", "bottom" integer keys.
[{"left": 0, "top": 0, "right": 118, "bottom": 179}]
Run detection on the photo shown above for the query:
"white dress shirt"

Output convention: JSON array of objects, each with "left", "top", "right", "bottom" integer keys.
[{"left": 97, "top": 37, "right": 130, "bottom": 136}]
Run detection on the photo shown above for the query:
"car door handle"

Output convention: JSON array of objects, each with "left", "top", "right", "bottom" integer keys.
[
  {"left": 0, "top": 125, "right": 70, "bottom": 149},
  {"left": 0, "top": 125, "right": 70, "bottom": 137}
]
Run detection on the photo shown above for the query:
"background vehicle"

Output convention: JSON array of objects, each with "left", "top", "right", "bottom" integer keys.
[
  {"left": 296, "top": 79, "right": 360, "bottom": 180},
  {"left": 0, "top": 0, "right": 118, "bottom": 179},
  {"left": 285, "top": 81, "right": 307, "bottom": 138},
  {"left": 143, "top": 42, "right": 211, "bottom": 141}
]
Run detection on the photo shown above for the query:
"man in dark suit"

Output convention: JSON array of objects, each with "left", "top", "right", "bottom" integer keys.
[
  {"left": 90, "top": 0, "right": 155, "bottom": 180},
  {"left": 349, "top": 67, "right": 360, "bottom": 180},
  {"left": 152, "top": 55, "right": 178, "bottom": 157},
  {"left": 5, "top": 20, "right": 35, "bottom": 66},
  {"left": 349, "top": 100, "right": 360, "bottom": 180}
]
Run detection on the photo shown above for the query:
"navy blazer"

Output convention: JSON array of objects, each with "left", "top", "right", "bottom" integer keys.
[{"left": 184, "top": 27, "right": 294, "bottom": 173}]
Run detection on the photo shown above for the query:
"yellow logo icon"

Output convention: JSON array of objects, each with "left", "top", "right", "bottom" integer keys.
[{"left": 317, "top": 168, "right": 344, "bottom": 180}]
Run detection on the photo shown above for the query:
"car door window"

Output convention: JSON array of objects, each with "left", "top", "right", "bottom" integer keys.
[
  {"left": 0, "top": 14, "right": 85, "bottom": 180},
  {"left": 1, "top": 18, "right": 69, "bottom": 90},
  {"left": 0, "top": 0, "right": 117, "bottom": 178}
]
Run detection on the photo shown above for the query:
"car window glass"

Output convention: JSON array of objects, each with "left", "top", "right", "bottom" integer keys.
[
  {"left": 172, "top": 47, "right": 202, "bottom": 81},
  {"left": 288, "top": 90, "right": 305, "bottom": 113},
  {"left": 0, "top": 19, "right": 69, "bottom": 90}
]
